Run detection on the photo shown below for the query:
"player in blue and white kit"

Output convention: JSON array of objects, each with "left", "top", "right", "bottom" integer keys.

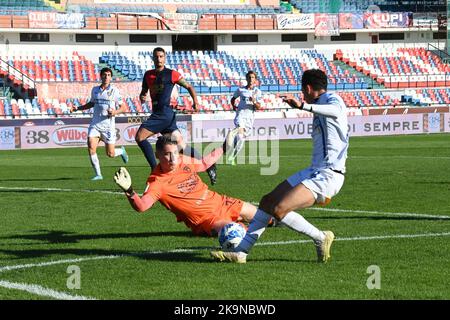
[
  {"left": 211, "top": 69, "right": 349, "bottom": 263},
  {"left": 70, "top": 67, "right": 128, "bottom": 180},
  {"left": 226, "top": 71, "right": 262, "bottom": 165}
]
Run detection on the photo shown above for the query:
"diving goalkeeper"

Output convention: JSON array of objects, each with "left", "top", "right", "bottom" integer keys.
[{"left": 114, "top": 134, "right": 328, "bottom": 250}]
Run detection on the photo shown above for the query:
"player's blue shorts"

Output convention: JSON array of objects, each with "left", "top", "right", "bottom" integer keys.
[{"left": 140, "top": 112, "right": 178, "bottom": 134}]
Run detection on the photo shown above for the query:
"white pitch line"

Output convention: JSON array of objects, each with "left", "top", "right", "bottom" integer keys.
[
  {"left": 1, "top": 186, "right": 449, "bottom": 220},
  {"left": 306, "top": 207, "right": 450, "bottom": 220},
  {"left": 0, "top": 231, "right": 448, "bottom": 299},
  {"left": 257, "top": 231, "right": 450, "bottom": 246},
  {"left": 0, "top": 280, "right": 96, "bottom": 300},
  {"left": 0, "top": 249, "right": 197, "bottom": 274},
  {"left": 0, "top": 255, "right": 121, "bottom": 273},
  {"left": 1, "top": 231, "right": 449, "bottom": 274}
]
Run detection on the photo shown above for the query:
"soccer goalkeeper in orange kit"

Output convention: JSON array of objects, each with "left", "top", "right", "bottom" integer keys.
[{"left": 114, "top": 135, "right": 258, "bottom": 236}]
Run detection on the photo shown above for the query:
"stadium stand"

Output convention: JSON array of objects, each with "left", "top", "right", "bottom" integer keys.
[
  {"left": 0, "top": 0, "right": 448, "bottom": 119},
  {"left": 0, "top": 51, "right": 101, "bottom": 82},
  {"left": 376, "top": 0, "right": 446, "bottom": 12},
  {"left": 0, "top": 0, "right": 56, "bottom": 15},
  {"left": 335, "top": 47, "right": 450, "bottom": 89},
  {"left": 100, "top": 49, "right": 369, "bottom": 93},
  {"left": 287, "top": 0, "right": 377, "bottom": 13},
  {"left": 10, "top": 46, "right": 447, "bottom": 94},
  {"left": 287, "top": 0, "right": 446, "bottom": 13},
  {"left": 6, "top": 87, "right": 450, "bottom": 118}
]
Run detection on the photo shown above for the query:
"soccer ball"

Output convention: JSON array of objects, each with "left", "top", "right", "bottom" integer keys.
[{"left": 218, "top": 222, "right": 247, "bottom": 251}]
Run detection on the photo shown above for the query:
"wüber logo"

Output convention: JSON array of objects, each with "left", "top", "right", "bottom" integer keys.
[
  {"left": 123, "top": 125, "right": 141, "bottom": 142},
  {"left": 53, "top": 126, "right": 88, "bottom": 146}
]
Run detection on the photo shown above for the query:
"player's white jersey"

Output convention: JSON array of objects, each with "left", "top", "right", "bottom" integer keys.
[
  {"left": 307, "top": 92, "right": 349, "bottom": 173},
  {"left": 89, "top": 85, "right": 123, "bottom": 130},
  {"left": 233, "top": 86, "right": 262, "bottom": 112},
  {"left": 233, "top": 86, "right": 262, "bottom": 136}
]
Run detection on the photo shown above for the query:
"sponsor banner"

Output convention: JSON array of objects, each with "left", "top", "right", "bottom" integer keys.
[
  {"left": 412, "top": 13, "right": 438, "bottom": 28},
  {"left": 315, "top": 14, "right": 339, "bottom": 36},
  {"left": 0, "top": 127, "right": 15, "bottom": 150},
  {"left": 423, "top": 113, "right": 441, "bottom": 133},
  {"left": 35, "top": 82, "right": 142, "bottom": 101},
  {"left": 160, "top": 13, "right": 199, "bottom": 31},
  {"left": 339, "top": 13, "right": 364, "bottom": 29},
  {"left": 5, "top": 114, "right": 449, "bottom": 150},
  {"left": 191, "top": 114, "right": 427, "bottom": 143},
  {"left": 29, "top": 12, "right": 85, "bottom": 29},
  {"left": 21, "top": 125, "right": 88, "bottom": 149},
  {"left": 444, "top": 113, "right": 450, "bottom": 133},
  {"left": 94, "top": 0, "right": 249, "bottom": 4},
  {"left": 57, "top": 13, "right": 85, "bottom": 29},
  {"left": 276, "top": 14, "right": 314, "bottom": 30},
  {"left": 353, "top": 114, "right": 423, "bottom": 136},
  {"left": 364, "top": 12, "right": 410, "bottom": 29},
  {"left": 18, "top": 122, "right": 189, "bottom": 149}
]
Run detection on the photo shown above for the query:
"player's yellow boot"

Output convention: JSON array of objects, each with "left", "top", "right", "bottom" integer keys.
[
  {"left": 314, "top": 231, "right": 335, "bottom": 263},
  {"left": 226, "top": 154, "right": 236, "bottom": 165},
  {"left": 210, "top": 250, "right": 247, "bottom": 263}
]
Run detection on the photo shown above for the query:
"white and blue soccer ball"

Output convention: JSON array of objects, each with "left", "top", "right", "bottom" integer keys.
[{"left": 218, "top": 222, "right": 247, "bottom": 251}]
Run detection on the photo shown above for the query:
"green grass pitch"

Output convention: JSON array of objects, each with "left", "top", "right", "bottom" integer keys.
[{"left": 0, "top": 133, "right": 449, "bottom": 300}]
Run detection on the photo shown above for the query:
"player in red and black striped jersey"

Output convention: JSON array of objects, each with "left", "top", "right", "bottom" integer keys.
[{"left": 136, "top": 47, "right": 217, "bottom": 185}]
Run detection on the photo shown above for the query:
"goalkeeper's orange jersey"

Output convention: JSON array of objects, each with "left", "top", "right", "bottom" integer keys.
[{"left": 127, "top": 154, "right": 242, "bottom": 235}]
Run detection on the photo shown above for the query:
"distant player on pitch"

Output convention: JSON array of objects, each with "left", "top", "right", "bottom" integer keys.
[
  {"left": 136, "top": 47, "right": 217, "bottom": 185},
  {"left": 70, "top": 67, "right": 128, "bottom": 180},
  {"left": 225, "top": 70, "right": 262, "bottom": 165},
  {"left": 211, "top": 69, "right": 349, "bottom": 263}
]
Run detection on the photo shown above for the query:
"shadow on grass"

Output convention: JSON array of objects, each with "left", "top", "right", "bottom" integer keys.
[
  {"left": 0, "top": 246, "right": 313, "bottom": 264},
  {"left": 0, "top": 247, "right": 212, "bottom": 263},
  {"left": 0, "top": 231, "right": 216, "bottom": 263},
  {"left": 0, "top": 229, "right": 195, "bottom": 244},
  {"left": 0, "top": 178, "right": 75, "bottom": 182}
]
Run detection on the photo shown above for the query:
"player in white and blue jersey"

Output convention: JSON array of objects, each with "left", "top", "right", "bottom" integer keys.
[
  {"left": 226, "top": 71, "right": 262, "bottom": 165},
  {"left": 70, "top": 67, "right": 129, "bottom": 181},
  {"left": 211, "top": 69, "right": 349, "bottom": 263}
]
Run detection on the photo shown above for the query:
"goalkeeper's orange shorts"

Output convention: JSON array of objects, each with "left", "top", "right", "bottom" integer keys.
[{"left": 191, "top": 195, "right": 244, "bottom": 237}]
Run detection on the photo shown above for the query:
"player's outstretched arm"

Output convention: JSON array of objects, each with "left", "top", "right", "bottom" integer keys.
[
  {"left": 109, "top": 102, "right": 127, "bottom": 117},
  {"left": 195, "top": 147, "right": 224, "bottom": 173},
  {"left": 70, "top": 101, "right": 95, "bottom": 113},
  {"left": 114, "top": 167, "right": 157, "bottom": 212},
  {"left": 281, "top": 94, "right": 302, "bottom": 109}
]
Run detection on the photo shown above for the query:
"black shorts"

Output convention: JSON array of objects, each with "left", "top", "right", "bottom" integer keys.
[{"left": 140, "top": 113, "right": 178, "bottom": 134}]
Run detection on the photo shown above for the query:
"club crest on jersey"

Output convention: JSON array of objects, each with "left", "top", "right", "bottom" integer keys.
[{"left": 107, "top": 89, "right": 114, "bottom": 101}]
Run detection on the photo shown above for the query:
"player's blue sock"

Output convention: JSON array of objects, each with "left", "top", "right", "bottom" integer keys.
[
  {"left": 137, "top": 139, "right": 157, "bottom": 170},
  {"left": 183, "top": 145, "right": 202, "bottom": 160},
  {"left": 235, "top": 209, "right": 271, "bottom": 253}
]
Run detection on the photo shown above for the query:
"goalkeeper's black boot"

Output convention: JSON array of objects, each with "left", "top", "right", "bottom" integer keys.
[{"left": 207, "top": 163, "right": 217, "bottom": 185}]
